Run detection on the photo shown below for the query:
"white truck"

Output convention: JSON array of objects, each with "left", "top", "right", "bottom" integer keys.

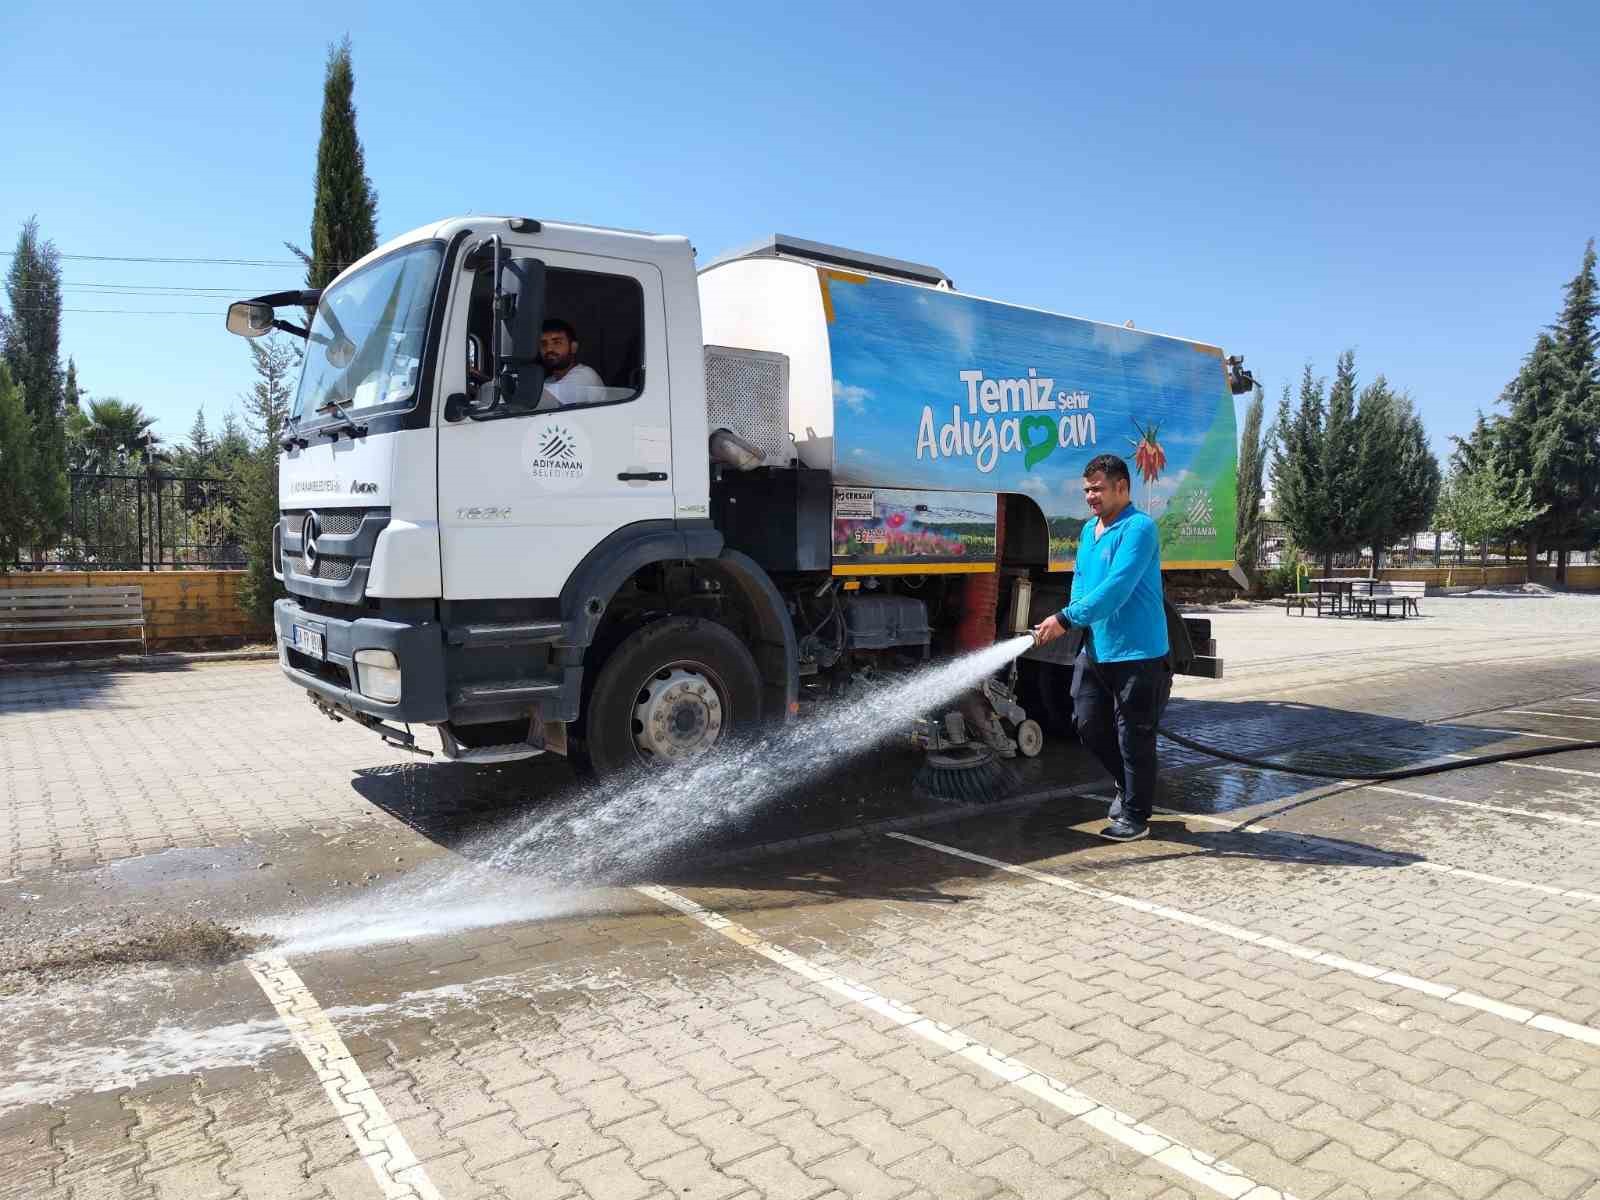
[{"left": 227, "top": 219, "right": 1251, "bottom": 771}]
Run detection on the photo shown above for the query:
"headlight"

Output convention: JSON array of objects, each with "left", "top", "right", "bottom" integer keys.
[{"left": 354, "top": 649, "right": 401, "bottom": 703}]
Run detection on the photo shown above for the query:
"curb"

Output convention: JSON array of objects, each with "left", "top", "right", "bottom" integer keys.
[{"left": 0, "top": 648, "right": 280, "bottom": 676}]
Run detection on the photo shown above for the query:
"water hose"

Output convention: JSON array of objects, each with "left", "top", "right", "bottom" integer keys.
[
  {"left": 1023, "top": 629, "right": 1600, "bottom": 783},
  {"left": 1154, "top": 726, "right": 1600, "bottom": 782}
]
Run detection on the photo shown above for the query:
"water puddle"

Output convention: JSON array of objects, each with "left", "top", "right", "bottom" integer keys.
[{"left": 259, "top": 636, "right": 1036, "bottom": 956}]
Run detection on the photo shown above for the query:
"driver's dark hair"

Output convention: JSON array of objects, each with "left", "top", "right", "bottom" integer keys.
[
  {"left": 542, "top": 318, "right": 577, "bottom": 341},
  {"left": 1083, "top": 453, "right": 1131, "bottom": 486}
]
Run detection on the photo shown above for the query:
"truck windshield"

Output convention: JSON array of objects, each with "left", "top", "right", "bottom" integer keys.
[{"left": 290, "top": 241, "right": 444, "bottom": 423}]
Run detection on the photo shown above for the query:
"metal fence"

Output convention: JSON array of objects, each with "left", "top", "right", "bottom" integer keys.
[
  {"left": 1255, "top": 519, "right": 1595, "bottom": 569},
  {"left": 13, "top": 472, "right": 245, "bottom": 571}
]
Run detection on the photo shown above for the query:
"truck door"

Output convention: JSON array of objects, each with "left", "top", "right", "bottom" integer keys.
[{"left": 437, "top": 250, "right": 675, "bottom": 600}]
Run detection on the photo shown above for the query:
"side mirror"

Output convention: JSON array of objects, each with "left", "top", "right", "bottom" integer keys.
[
  {"left": 226, "top": 301, "right": 275, "bottom": 339},
  {"left": 496, "top": 257, "right": 547, "bottom": 406}
]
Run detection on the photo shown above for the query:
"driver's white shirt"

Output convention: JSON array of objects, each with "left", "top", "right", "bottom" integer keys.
[{"left": 542, "top": 363, "right": 606, "bottom": 408}]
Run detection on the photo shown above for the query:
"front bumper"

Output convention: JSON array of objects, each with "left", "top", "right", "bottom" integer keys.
[{"left": 273, "top": 598, "right": 448, "bottom": 724}]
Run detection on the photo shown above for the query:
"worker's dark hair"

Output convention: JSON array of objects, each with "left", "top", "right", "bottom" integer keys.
[
  {"left": 1083, "top": 453, "right": 1131, "bottom": 486},
  {"left": 541, "top": 318, "right": 577, "bottom": 340}
]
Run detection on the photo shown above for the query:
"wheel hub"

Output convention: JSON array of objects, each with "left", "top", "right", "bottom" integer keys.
[{"left": 633, "top": 667, "right": 724, "bottom": 761}]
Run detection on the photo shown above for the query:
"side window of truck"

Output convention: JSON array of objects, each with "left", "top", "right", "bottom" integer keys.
[{"left": 467, "top": 265, "right": 646, "bottom": 409}]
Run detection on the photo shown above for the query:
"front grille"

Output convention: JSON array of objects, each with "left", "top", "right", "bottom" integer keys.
[
  {"left": 316, "top": 510, "right": 363, "bottom": 535},
  {"left": 309, "top": 555, "right": 356, "bottom": 582},
  {"left": 281, "top": 508, "right": 365, "bottom": 538}
]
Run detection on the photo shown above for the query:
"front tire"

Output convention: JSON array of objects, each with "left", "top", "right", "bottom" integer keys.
[{"left": 579, "top": 617, "right": 763, "bottom": 776}]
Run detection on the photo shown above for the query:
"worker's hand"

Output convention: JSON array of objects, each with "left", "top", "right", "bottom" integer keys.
[{"left": 1031, "top": 614, "right": 1068, "bottom": 646}]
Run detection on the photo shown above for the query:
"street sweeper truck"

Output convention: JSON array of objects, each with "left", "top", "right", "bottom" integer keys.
[{"left": 226, "top": 220, "right": 1252, "bottom": 772}]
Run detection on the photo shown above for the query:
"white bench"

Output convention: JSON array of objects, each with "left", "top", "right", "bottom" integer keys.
[
  {"left": 1356, "top": 579, "right": 1425, "bottom": 618},
  {"left": 0, "top": 585, "right": 148, "bottom": 655}
]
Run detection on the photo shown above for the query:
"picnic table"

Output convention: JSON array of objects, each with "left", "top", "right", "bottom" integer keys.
[
  {"left": 1286, "top": 577, "right": 1372, "bottom": 617},
  {"left": 1286, "top": 577, "right": 1425, "bottom": 618}
]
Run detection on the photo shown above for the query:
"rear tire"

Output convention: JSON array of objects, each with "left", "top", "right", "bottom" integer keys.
[{"left": 578, "top": 616, "right": 763, "bottom": 776}]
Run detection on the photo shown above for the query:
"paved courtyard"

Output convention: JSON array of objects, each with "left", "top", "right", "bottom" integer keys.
[{"left": 2, "top": 593, "right": 1599, "bottom": 1199}]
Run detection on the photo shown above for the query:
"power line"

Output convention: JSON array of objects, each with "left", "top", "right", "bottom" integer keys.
[
  {"left": 12, "top": 282, "right": 260, "bottom": 295},
  {"left": 0, "top": 251, "right": 347, "bottom": 268},
  {"left": 7, "top": 305, "right": 222, "bottom": 316}
]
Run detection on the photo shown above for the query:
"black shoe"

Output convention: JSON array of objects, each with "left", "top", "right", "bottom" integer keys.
[
  {"left": 1107, "top": 790, "right": 1125, "bottom": 821},
  {"left": 1099, "top": 817, "right": 1149, "bottom": 842}
]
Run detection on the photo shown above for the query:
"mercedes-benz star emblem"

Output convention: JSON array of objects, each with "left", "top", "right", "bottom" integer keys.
[{"left": 302, "top": 511, "right": 320, "bottom": 574}]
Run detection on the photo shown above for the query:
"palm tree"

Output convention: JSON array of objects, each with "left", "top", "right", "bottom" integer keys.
[{"left": 68, "top": 398, "right": 163, "bottom": 473}]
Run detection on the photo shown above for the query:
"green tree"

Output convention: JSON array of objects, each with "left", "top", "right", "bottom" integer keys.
[
  {"left": 1271, "top": 367, "right": 1330, "bottom": 569},
  {"left": 289, "top": 37, "right": 379, "bottom": 293},
  {"left": 0, "top": 364, "right": 29, "bottom": 563},
  {"left": 67, "top": 397, "right": 162, "bottom": 473},
  {"left": 63, "top": 356, "right": 81, "bottom": 412},
  {"left": 237, "top": 338, "right": 300, "bottom": 625},
  {"left": 1497, "top": 241, "right": 1600, "bottom": 580},
  {"left": 1, "top": 217, "right": 69, "bottom": 550},
  {"left": 1357, "top": 380, "right": 1440, "bottom": 569},
  {"left": 1234, "top": 383, "right": 1266, "bottom": 578},
  {"left": 1435, "top": 458, "right": 1545, "bottom": 572}
]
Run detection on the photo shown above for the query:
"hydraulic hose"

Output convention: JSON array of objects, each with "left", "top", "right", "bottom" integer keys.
[{"left": 1155, "top": 726, "right": 1600, "bottom": 783}]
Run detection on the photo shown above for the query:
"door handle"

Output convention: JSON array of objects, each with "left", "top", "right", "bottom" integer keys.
[{"left": 617, "top": 471, "right": 669, "bottom": 482}]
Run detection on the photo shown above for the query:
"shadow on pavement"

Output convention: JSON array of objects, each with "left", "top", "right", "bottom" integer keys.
[{"left": 0, "top": 661, "right": 180, "bottom": 716}]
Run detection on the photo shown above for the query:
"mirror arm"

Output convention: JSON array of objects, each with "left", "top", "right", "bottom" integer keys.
[{"left": 272, "top": 319, "right": 310, "bottom": 339}]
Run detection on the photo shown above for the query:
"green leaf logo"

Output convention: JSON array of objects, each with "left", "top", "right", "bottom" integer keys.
[{"left": 1022, "top": 415, "right": 1056, "bottom": 470}]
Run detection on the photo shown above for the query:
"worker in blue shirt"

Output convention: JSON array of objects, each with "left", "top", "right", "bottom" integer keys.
[{"left": 1032, "top": 453, "right": 1172, "bottom": 841}]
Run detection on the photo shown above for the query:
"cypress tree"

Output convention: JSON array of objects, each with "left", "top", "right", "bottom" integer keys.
[
  {"left": 1271, "top": 367, "right": 1330, "bottom": 570},
  {"left": 1497, "top": 241, "right": 1600, "bottom": 578},
  {"left": 0, "top": 364, "right": 29, "bottom": 563},
  {"left": 1, "top": 218, "right": 69, "bottom": 551},
  {"left": 303, "top": 37, "right": 379, "bottom": 292},
  {"left": 1234, "top": 384, "right": 1266, "bottom": 578}
]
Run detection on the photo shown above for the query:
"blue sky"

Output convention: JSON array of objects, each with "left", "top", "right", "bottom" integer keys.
[{"left": 3, "top": 0, "right": 1596, "bottom": 465}]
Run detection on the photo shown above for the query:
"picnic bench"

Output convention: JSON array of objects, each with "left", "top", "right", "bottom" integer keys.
[
  {"left": 0, "top": 585, "right": 148, "bottom": 655},
  {"left": 1352, "top": 579, "right": 1424, "bottom": 618}
]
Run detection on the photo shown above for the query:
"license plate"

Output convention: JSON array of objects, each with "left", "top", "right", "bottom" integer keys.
[{"left": 293, "top": 624, "right": 324, "bottom": 659}]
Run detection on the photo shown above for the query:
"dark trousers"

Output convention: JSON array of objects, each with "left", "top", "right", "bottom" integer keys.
[{"left": 1070, "top": 653, "right": 1172, "bottom": 822}]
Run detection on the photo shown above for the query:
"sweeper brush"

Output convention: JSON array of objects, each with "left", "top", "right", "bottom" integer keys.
[{"left": 912, "top": 745, "right": 1020, "bottom": 806}]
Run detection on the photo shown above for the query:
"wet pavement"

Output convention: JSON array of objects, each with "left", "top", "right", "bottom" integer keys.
[{"left": 2, "top": 597, "right": 1600, "bottom": 1199}]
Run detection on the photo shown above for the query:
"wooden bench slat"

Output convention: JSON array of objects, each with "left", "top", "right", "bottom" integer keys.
[
  {"left": 1, "top": 598, "right": 144, "bottom": 610},
  {"left": 0, "top": 637, "right": 146, "bottom": 649},
  {"left": 0, "top": 624, "right": 147, "bottom": 633},
  {"left": 0, "top": 587, "right": 144, "bottom": 599}
]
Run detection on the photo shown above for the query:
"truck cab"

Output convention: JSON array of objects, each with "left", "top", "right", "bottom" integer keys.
[{"left": 240, "top": 217, "right": 793, "bottom": 767}]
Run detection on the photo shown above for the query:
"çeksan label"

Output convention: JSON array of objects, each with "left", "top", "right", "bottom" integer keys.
[{"left": 833, "top": 487, "right": 874, "bottom": 520}]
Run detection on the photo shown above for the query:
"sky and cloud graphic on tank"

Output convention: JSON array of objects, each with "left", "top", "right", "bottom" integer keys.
[{"left": 825, "top": 275, "right": 1237, "bottom": 566}]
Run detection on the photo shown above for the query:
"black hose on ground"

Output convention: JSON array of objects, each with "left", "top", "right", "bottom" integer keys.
[{"left": 1155, "top": 726, "right": 1600, "bottom": 783}]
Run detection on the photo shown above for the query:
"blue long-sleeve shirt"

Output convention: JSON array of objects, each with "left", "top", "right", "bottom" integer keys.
[{"left": 1060, "top": 505, "right": 1169, "bottom": 663}]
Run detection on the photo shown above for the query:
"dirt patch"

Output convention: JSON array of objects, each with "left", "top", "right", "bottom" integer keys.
[{"left": 0, "top": 914, "right": 272, "bottom": 991}]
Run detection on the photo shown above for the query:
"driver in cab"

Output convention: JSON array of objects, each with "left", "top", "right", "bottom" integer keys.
[{"left": 538, "top": 319, "right": 605, "bottom": 407}]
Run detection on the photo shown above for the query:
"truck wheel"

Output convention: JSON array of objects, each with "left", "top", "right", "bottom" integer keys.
[{"left": 580, "top": 617, "right": 763, "bottom": 775}]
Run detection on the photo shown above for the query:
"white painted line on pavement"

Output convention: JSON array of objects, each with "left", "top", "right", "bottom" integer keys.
[
  {"left": 1502, "top": 709, "right": 1600, "bottom": 723},
  {"left": 248, "top": 954, "right": 442, "bottom": 1200},
  {"left": 634, "top": 883, "right": 1299, "bottom": 1200},
  {"left": 888, "top": 833, "right": 1600, "bottom": 1052},
  {"left": 1144, "top": 803, "right": 1600, "bottom": 910},
  {"left": 1439, "top": 751, "right": 1600, "bottom": 781},
  {"left": 1461, "top": 726, "right": 1589, "bottom": 743},
  {"left": 1366, "top": 784, "right": 1600, "bottom": 829},
  {"left": 1572, "top": 698, "right": 1600, "bottom": 704}
]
